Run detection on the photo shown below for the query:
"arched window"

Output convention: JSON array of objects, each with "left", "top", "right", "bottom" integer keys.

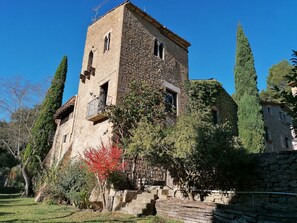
[
  {"left": 87, "top": 51, "right": 93, "bottom": 71},
  {"left": 153, "top": 39, "right": 164, "bottom": 60},
  {"left": 104, "top": 32, "right": 111, "bottom": 52}
]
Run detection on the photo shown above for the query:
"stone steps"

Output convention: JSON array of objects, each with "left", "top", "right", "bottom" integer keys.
[{"left": 120, "top": 190, "right": 158, "bottom": 216}]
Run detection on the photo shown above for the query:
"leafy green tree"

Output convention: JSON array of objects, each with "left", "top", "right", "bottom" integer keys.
[
  {"left": 276, "top": 51, "right": 297, "bottom": 130},
  {"left": 260, "top": 60, "right": 292, "bottom": 101},
  {"left": 128, "top": 112, "right": 248, "bottom": 200},
  {"left": 107, "top": 81, "right": 167, "bottom": 145},
  {"left": 24, "top": 56, "right": 67, "bottom": 196},
  {"left": 234, "top": 24, "right": 265, "bottom": 153},
  {"left": 107, "top": 81, "right": 167, "bottom": 183}
]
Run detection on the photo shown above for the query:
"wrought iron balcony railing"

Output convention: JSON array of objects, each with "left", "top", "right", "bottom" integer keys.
[{"left": 86, "top": 95, "right": 112, "bottom": 122}]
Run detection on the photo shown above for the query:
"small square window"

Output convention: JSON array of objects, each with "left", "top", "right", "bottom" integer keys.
[{"left": 63, "top": 134, "right": 68, "bottom": 143}]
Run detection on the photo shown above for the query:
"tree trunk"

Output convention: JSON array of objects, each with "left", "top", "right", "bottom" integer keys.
[
  {"left": 185, "top": 182, "right": 194, "bottom": 201},
  {"left": 187, "top": 191, "right": 194, "bottom": 201},
  {"left": 21, "top": 165, "right": 33, "bottom": 197},
  {"left": 131, "top": 154, "right": 138, "bottom": 188}
]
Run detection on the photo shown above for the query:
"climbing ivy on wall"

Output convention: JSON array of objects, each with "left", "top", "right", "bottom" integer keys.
[{"left": 187, "top": 80, "right": 238, "bottom": 135}]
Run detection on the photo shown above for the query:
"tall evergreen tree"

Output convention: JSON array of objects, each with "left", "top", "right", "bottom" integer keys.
[
  {"left": 234, "top": 25, "right": 264, "bottom": 153},
  {"left": 24, "top": 56, "right": 67, "bottom": 175}
]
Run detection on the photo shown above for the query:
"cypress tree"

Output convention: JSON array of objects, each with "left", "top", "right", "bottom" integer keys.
[
  {"left": 234, "top": 25, "right": 265, "bottom": 153},
  {"left": 24, "top": 56, "right": 67, "bottom": 172}
]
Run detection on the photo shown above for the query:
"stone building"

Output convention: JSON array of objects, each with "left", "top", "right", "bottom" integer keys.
[
  {"left": 261, "top": 101, "right": 295, "bottom": 152},
  {"left": 46, "top": 1, "right": 190, "bottom": 170},
  {"left": 187, "top": 79, "right": 238, "bottom": 135}
]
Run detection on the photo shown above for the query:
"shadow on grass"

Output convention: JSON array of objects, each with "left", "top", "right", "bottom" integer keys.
[
  {"left": 0, "top": 203, "right": 37, "bottom": 208},
  {"left": 0, "top": 212, "right": 13, "bottom": 216},
  {"left": 0, "top": 194, "right": 21, "bottom": 199},
  {"left": 0, "top": 219, "right": 18, "bottom": 223},
  {"left": 38, "top": 211, "right": 77, "bottom": 221},
  {"left": 80, "top": 220, "right": 137, "bottom": 223}
]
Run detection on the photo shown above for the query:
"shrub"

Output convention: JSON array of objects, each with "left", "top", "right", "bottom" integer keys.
[
  {"left": 36, "top": 161, "right": 95, "bottom": 208},
  {"left": 82, "top": 143, "right": 125, "bottom": 209}
]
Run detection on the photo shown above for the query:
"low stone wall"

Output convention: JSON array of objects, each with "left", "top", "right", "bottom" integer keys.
[
  {"left": 202, "top": 150, "right": 297, "bottom": 211},
  {"left": 242, "top": 150, "right": 297, "bottom": 192}
]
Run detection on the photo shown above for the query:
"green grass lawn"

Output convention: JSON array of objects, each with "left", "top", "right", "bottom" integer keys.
[{"left": 0, "top": 194, "right": 180, "bottom": 223}]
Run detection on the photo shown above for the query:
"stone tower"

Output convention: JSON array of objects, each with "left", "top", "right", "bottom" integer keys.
[{"left": 47, "top": 1, "right": 190, "bottom": 166}]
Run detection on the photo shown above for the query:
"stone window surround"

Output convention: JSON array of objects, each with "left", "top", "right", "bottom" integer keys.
[
  {"left": 154, "top": 38, "right": 165, "bottom": 60},
  {"left": 104, "top": 31, "right": 111, "bottom": 53},
  {"left": 211, "top": 106, "right": 220, "bottom": 125},
  {"left": 63, "top": 134, "right": 68, "bottom": 143},
  {"left": 163, "top": 81, "right": 180, "bottom": 115}
]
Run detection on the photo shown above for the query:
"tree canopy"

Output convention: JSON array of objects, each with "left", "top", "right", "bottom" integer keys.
[
  {"left": 260, "top": 60, "right": 292, "bottom": 102},
  {"left": 276, "top": 51, "right": 297, "bottom": 130},
  {"left": 128, "top": 112, "right": 248, "bottom": 200}
]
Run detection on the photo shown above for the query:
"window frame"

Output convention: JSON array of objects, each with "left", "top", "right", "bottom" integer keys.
[
  {"left": 153, "top": 38, "right": 165, "bottom": 60},
  {"left": 104, "top": 32, "right": 111, "bottom": 53}
]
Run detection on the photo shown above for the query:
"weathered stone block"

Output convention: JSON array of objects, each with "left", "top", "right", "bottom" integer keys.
[
  {"left": 123, "top": 190, "right": 138, "bottom": 203},
  {"left": 112, "top": 195, "right": 123, "bottom": 211}
]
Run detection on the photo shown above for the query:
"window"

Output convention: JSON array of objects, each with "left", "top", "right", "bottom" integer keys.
[
  {"left": 87, "top": 51, "right": 94, "bottom": 70},
  {"left": 267, "top": 106, "right": 271, "bottom": 115},
  {"left": 154, "top": 39, "right": 164, "bottom": 59},
  {"left": 285, "top": 137, "right": 290, "bottom": 149},
  {"left": 165, "top": 88, "right": 177, "bottom": 114},
  {"left": 98, "top": 82, "right": 109, "bottom": 111},
  {"left": 279, "top": 111, "right": 283, "bottom": 120},
  {"left": 212, "top": 109, "right": 219, "bottom": 125},
  {"left": 264, "top": 126, "right": 272, "bottom": 142},
  {"left": 104, "top": 32, "right": 111, "bottom": 52},
  {"left": 63, "top": 134, "right": 67, "bottom": 143}
]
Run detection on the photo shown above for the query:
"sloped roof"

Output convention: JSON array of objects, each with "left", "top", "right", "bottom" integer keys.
[
  {"left": 54, "top": 96, "right": 76, "bottom": 119},
  {"left": 91, "top": 1, "right": 191, "bottom": 50}
]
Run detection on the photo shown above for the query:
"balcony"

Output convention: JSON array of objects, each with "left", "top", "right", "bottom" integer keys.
[
  {"left": 80, "top": 65, "right": 96, "bottom": 83},
  {"left": 86, "top": 96, "right": 112, "bottom": 122}
]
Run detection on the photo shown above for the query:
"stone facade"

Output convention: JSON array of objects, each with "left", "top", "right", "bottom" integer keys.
[
  {"left": 187, "top": 79, "right": 238, "bottom": 136},
  {"left": 118, "top": 4, "right": 189, "bottom": 113},
  {"left": 49, "top": 2, "right": 190, "bottom": 165},
  {"left": 261, "top": 101, "right": 294, "bottom": 152}
]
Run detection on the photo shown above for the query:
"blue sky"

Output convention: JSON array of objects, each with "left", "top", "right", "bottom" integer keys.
[{"left": 0, "top": 0, "right": 296, "bottom": 104}]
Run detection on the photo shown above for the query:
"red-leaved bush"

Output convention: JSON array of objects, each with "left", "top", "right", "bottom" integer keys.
[
  {"left": 82, "top": 143, "right": 124, "bottom": 182},
  {"left": 82, "top": 143, "right": 125, "bottom": 209}
]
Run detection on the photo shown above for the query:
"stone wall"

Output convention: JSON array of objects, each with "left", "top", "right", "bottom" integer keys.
[
  {"left": 203, "top": 150, "right": 297, "bottom": 211},
  {"left": 242, "top": 150, "right": 297, "bottom": 192},
  {"left": 118, "top": 5, "right": 189, "bottom": 115},
  {"left": 156, "top": 151, "right": 297, "bottom": 222}
]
